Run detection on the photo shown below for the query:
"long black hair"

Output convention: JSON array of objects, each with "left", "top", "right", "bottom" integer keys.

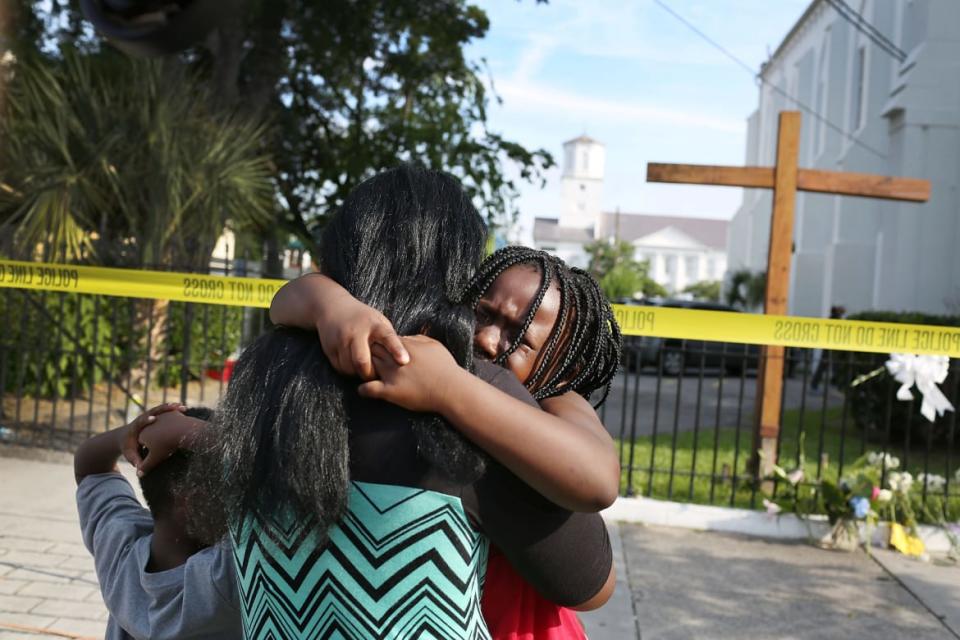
[
  {"left": 182, "top": 165, "right": 487, "bottom": 543},
  {"left": 463, "top": 246, "right": 622, "bottom": 407}
]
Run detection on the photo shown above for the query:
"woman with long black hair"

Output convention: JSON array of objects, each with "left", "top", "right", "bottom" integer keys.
[{"left": 182, "top": 166, "right": 613, "bottom": 639}]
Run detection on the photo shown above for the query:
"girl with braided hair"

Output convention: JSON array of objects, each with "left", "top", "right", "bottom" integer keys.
[
  {"left": 271, "top": 246, "right": 623, "bottom": 639},
  {"left": 464, "top": 246, "right": 622, "bottom": 407}
]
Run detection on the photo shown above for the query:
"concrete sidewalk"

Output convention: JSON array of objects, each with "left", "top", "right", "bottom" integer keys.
[
  {"left": 609, "top": 523, "right": 959, "bottom": 640},
  {"left": 0, "top": 452, "right": 106, "bottom": 639},
  {"left": 1, "top": 451, "right": 958, "bottom": 639}
]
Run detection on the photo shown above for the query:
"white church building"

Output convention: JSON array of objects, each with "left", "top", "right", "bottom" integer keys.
[
  {"left": 728, "top": 0, "right": 960, "bottom": 316},
  {"left": 532, "top": 135, "right": 728, "bottom": 295}
]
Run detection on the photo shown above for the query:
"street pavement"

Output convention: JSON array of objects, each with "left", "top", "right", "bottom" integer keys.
[{"left": 1, "top": 449, "right": 958, "bottom": 640}]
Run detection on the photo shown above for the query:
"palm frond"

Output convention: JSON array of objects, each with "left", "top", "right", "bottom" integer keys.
[{"left": 0, "top": 49, "right": 275, "bottom": 265}]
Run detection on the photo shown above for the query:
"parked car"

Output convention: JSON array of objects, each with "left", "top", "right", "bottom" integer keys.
[{"left": 621, "top": 298, "right": 761, "bottom": 376}]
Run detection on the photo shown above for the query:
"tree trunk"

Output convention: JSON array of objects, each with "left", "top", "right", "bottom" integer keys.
[
  {"left": 207, "top": 16, "right": 243, "bottom": 110},
  {"left": 128, "top": 298, "right": 170, "bottom": 391}
]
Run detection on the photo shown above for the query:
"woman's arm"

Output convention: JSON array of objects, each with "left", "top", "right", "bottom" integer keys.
[
  {"left": 360, "top": 336, "right": 621, "bottom": 512},
  {"left": 269, "top": 273, "right": 408, "bottom": 380}
]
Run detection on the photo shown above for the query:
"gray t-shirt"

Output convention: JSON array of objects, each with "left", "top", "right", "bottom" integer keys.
[{"left": 76, "top": 473, "right": 241, "bottom": 640}]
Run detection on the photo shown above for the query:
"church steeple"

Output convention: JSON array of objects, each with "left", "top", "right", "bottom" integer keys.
[{"left": 560, "top": 135, "right": 604, "bottom": 230}]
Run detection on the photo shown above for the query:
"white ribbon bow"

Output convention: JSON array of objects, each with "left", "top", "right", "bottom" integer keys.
[{"left": 885, "top": 353, "right": 954, "bottom": 422}]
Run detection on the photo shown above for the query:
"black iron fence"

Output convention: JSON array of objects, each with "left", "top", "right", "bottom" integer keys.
[
  {"left": 603, "top": 339, "right": 959, "bottom": 523},
  {"left": 0, "top": 258, "right": 298, "bottom": 451},
  {"left": 1, "top": 269, "right": 957, "bottom": 522}
]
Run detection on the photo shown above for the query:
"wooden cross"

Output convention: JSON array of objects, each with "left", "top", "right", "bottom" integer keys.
[{"left": 645, "top": 111, "right": 930, "bottom": 479}]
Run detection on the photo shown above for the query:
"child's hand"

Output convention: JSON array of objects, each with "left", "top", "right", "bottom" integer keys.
[
  {"left": 317, "top": 295, "right": 409, "bottom": 380},
  {"left": 357, "top": 335, "right": 462, "bottom": 413},
  {"left": 120, "top": 403, "right": 185, "bottom": 473},
  {"left": 135, "top": 411, "right": 210, "bottom": 476}
]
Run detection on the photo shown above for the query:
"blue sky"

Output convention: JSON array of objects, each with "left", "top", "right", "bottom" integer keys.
[{"left": 468, "top": 0, "right": 810, "bottom": 241}]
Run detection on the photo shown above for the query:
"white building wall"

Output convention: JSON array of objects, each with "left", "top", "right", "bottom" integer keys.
[
  {"left": 728, "top": 0, "right": 960, "bottom": 316},
  {"left": 634, "top": 245, "right": 727, "bottom": 295},
  {"left": 533, "top": 240, "right": 591, "bottom": 270}
]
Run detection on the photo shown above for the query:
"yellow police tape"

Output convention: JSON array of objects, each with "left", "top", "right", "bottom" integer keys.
[
  {"left": 3, "top": 258, "right": 960, "bottom": 357},
  {"left": 0, "top": 258, "right": 283, "bottom": 309},
  {"left": 612, "top": 304, "right": 960, "bottom": 358}
]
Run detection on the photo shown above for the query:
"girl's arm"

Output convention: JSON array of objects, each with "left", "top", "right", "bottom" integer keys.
[
  {"left": 273, "top": 275, "right": 620, "bottom": 511},
  {"left": 269, "top": 273, "right": 408, "bottom": 380},
  {"left": 360, "top": 336, "right": 621, "bottom": 512},
  {"left": 539, "top": 391, "right": 615, "bottom": 469}
]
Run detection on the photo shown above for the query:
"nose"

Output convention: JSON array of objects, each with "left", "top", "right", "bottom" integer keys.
[{"left": 474, "top": 324, "right": 501, "bottom": 360}]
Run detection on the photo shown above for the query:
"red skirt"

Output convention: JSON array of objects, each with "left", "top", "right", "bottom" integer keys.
[{"left": 481, "top": 546, "right": 586, "bottom": 640}]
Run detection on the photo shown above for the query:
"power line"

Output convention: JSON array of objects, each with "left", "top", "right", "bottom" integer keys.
[
  {"left": 651, "top": 0, "right": 886, "bottom": 159},
  {"left": 825, "top": 0, "right": 906, "bottom": 63}
]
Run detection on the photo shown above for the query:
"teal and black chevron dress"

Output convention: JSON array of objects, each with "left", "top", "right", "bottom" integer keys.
[{"left": 231, "top": 481, "right": 491, "bottom": 640}]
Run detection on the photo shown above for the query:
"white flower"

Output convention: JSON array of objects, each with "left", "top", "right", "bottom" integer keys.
[
  {"left": 876, "top": 489, "right": 893, "bottom": 502},
  {"left": 917, "top": 473, "right": 946, "bottom": 493},
  {"left": 763, "top": 499, "right": 781, "bottom": 515},
  {"left": 866, "top": 451, "right": 899, "bottom": 470},
  {"left": 888, "top": 471, "right": 914, "bottom": 493},
  {"left": 786, "top": 468, "right": 805, "bottom": 486}
]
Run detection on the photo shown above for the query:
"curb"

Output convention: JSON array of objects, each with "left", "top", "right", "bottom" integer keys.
[{"left": 603, "top": 495, "right": 955, "bottom": 553}]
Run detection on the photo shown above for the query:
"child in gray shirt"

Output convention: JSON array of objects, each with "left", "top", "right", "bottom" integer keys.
[{"left": 75, "top": 404, "right": 240, "bottom": 639}]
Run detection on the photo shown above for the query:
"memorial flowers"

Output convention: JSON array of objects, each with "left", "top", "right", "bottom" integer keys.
[
  {"left": 866, "top": 452, "right": 900, "bottom": 470},
  {"left": 916, "top": 473, "right": 946, "bottom": 493},
  {"left": 765, "top": 449, "right": 955, "bottom": 557}
]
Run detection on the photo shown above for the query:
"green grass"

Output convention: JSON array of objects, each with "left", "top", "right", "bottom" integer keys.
[{"left": 617, "top": 407, "right": 960, "bottom": 521}]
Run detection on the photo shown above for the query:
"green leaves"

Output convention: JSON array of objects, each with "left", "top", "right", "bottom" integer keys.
[
  {"left": 264, "top": 0, "right": 554, "bottom": 249},
  {"left": 683, "top": 280, "right": 722, "bottom": 302},
  {"left": 1, "top": 292, "right": 123, "bottom": 398},
  {"left": 724, "top": 269, "right": 766, "bottom": 310},
  {"left": 0, "top": 48, "right": 274, "bottom": 267},
  {"left": 584, "top": 238, "right": 664, "bottom": 300},
  {"left": 9, "top": 1, "right": 554, "bottom": 260}
]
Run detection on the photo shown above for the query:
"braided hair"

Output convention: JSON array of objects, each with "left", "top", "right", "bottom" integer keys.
[{"left": 463, "top": 246, "right": 622, "bottom": 407}]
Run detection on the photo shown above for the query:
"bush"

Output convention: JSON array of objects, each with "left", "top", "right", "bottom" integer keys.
[
  {"left": 1, "top": 289, "right": 245, "bottom": 398},
  {"left": 842, "top": 311, "right": 960, "bottom": 449},
  {"left": 155, "top": 303, "right": 245, "bottom": 387},
  {"left": 683, "top": 280, "right": 722, "bottom": 302},
  {"left": 0, "top": 290, "right": 125, "bottom": 398}
]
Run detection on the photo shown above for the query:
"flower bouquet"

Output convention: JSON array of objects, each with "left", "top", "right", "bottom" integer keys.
[{"left": 767, "top": 450, "right": 960, "bottom": 557}]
